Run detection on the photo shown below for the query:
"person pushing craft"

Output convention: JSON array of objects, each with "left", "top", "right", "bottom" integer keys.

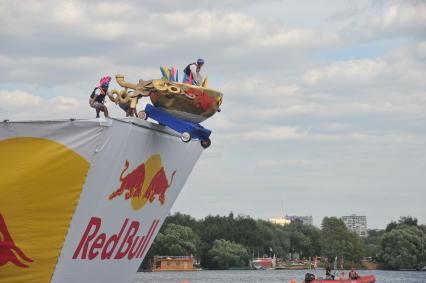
[{"left": 182, "top": 58, "right": 205, "bottom": 86}]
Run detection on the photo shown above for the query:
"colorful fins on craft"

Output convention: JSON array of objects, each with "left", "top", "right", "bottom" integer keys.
[
  {"left": 202, "top": 75, "right": 209, "bottom": 88},
  {"left": 163, "top": 66, "right": 170, "bottom": 80},
  {"left": 171, "top": 67, "right": 176, "bottom": 82},
  {"left": 160, "top": 67, "right": 167, "bottom": 80}
]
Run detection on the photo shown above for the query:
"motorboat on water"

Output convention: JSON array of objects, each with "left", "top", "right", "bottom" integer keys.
[
  {"left": 304, "top": 275, "right": 376, "bottom": 283},
  {"left": 250, "top": 256, "right": 276, "bottom": 270}
]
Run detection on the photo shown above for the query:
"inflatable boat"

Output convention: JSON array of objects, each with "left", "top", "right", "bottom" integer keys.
[{"left": 305, "top": 275, "right": 376, "bottom": 283}]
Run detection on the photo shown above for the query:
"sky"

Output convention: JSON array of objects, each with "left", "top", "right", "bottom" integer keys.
[{"left": 1, "top": 0, "right": 425, "bottom": 229}]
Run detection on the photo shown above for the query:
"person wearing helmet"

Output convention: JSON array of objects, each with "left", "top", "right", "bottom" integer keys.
[
  {"left": 89, "top": 76, "right": 110, "bottom": 118},
  {"left": 183, "top": 58, "right": 205, "bottom": 86}
]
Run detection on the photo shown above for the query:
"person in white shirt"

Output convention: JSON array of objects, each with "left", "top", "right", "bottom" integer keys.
[{"left": 182, "top": 58, "right": 204, "bottom": 86}]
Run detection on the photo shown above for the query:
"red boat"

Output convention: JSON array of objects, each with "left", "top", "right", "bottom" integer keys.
[
  {"left": 249, "top": 257, "right": 276, "bottom": 270},
  {"left": 305, "top": 275, "right": 376, "bottom": 283}
]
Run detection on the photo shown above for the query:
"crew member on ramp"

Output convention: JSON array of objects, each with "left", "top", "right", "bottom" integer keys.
[{"left": 90, "top": 76, "right": 110, "bottom": 118}]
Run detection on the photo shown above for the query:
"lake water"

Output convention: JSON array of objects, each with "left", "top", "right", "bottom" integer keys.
[{"left": 132, "top": 269, "right": 426, "bottom": 283}]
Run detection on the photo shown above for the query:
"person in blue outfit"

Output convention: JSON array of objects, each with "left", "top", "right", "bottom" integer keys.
[{"left": 182, "top": 58, "right": 204, "bottom": 86}]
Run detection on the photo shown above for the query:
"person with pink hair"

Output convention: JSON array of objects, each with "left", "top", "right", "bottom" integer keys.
[{"left": 89, "top": 76, "right": 111, "bottom": 118}]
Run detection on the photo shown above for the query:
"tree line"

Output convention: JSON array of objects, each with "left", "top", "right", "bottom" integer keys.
[{"left": 141, "top": 213, "right": 425, "bottom": 270}]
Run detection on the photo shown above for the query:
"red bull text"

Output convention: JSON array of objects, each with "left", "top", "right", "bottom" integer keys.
[
  {"left": 0, "top": 214, "right": 33, "bottom": 268},
  {"left": 72, "top": 217, "right": 159, "bottom": 260}
]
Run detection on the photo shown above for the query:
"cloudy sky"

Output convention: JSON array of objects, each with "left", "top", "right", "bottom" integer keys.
[{"left": 1, "top": 0, "right": 425, "bottom": 228}]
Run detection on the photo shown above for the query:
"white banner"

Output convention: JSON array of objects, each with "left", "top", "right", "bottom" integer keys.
[
  {"left": 0, "top": 118, "right": 203, "bottom": 283},
  {"left": 51, "top": 118, "right": 202, "bottom": 283}
]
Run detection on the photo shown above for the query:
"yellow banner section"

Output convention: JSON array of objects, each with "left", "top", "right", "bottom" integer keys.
[{"left": 0, "top": 137, "right": 89, "bottom": 283}]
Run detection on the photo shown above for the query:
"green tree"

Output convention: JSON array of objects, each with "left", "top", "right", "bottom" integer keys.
[
  {"left": 198, "top": 214, "right": 231, "bottom": 267},
  {"left": 386, "top": 216, "right": 418, "bottom": 232},
  {"left": 379, "top": 225, "right": 424, "bottom": 269},
  {"left": 320, "top": 217, "right": 364, "bottom": 264},
  {"left": 255, "top": 220, "right": 290, "bottom": 258},
  {"left": 150, "top": 223, "right": 199, "bottom": 256},
  {"left": 364, "top": 229, "right": 385, "bottom": 259},
  {"left": 285, "top": 220, "right": 321, "bottom": 258},
  {"left": 208, "top": 239, "right": 250, "bottom": 269},
  {"left": 163, "top": 212, "right": 201, "bottom": 234},
  {"left": 228, "top": 214, "right": 259, "bottom": 249}
]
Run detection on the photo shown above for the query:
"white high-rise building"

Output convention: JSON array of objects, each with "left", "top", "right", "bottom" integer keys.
[{"left": 341, "top": 214, "right": 367, "bottom": 237}]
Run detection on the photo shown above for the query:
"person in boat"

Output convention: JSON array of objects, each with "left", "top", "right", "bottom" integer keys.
[
  {"left": 182, "top": 58, "right": 205, "bottom": 86},
  {"left": 304, "top": 273, "right": 315, "bottom": 283},
  {"left": 349, "top": 267, "right": 359, "bottom": 279},
  {"left": 90, "top": 76, "right": 110, "bottom": 118},
  {"left": 325, "top": 262, "right": 335, "bottom": 280}
]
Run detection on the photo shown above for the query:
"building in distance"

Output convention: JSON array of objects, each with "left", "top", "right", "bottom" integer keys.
[
  {"left": 341, "top": 214, "right": 367, "bottom": 237},
  {"left": 286, "top": 215, "right": 314, "bottom": 226},
  {"left": 268, "top": 215, "right": 313, "bottom": 226},
  {"left": 269, "top": 217, "right": 291, "bottom": 226}
]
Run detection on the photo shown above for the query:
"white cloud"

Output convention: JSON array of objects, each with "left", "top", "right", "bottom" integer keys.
[
  {"left": 241, "top": 126, "right": 307, "bottom": 140},
  {"left": 0, "top": 55, "right": 107, "bottom": 84},
  {"left": 250, "top": 28, "right": 341, "bottom": 48},
  {"left": 228, "top": 125, "right": 424, "bottom": 145},
  {"left": 0, "top": 90, "right": 88, "bottom": 120},
  {"left": 50, "top": 96, "right": 80, "bottom": 111},
  {"left": 304, "top": 58, "right": 386, "bottom": 85},
  {"left": 256, "top": 159, "right": 310, "bottom": 168},
  {"left": 371, "top": 2, "right": 426, "bottom": 34},
  {"left": 0, "top": 90, "right": 42, "bottom": 107},
  {"left": 223, "top": 79, "right": 301, "bottom": 99},
  {"left": 339, "top": 1, "right": 426, "bottom": 40},
  {"left": 51, "top": 1, "right": 84, "bottom": 24},
  {"left": 303, "top": 41, "right": 426, "bottom": 93}
]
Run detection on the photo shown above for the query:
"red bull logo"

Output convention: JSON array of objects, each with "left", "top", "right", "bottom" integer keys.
[
  {"left": 0, "top": 214, "right": 33, "bottom": 268},
  {"left": 108, "top": 154, "right": 176, "bottom": 210}
]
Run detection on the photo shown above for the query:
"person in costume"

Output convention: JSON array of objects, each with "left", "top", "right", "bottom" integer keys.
[
  {"left": 89, "top": 76, "right": 110, "bottom": 118},
  {"left": 182, "top": 58, "right": 204, "bottom": 86}
]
